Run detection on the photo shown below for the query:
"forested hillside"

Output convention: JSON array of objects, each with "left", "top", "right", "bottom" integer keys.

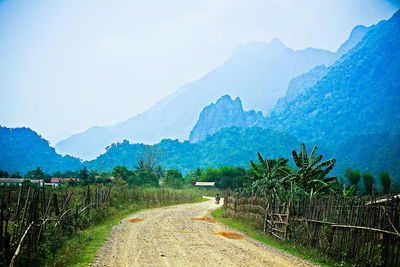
[
  {"left": 265, "top": 11, "right": 400, "bottom": 177},
  {"left": 0, "top": 126, "right": 82, "bottom": 174},
  {"left": 269, "top": 11, "right": 400, "bottom": 144},
  {"left": 88, "top": 127, "right": 299, "bottom": 174}
]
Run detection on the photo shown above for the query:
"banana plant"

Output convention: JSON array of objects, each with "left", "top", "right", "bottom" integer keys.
[
  {"left": 291, "top": 143, "right": 337, "bottom": 197},
  {"left": 249, "top": 152, "right": 294, "bottom": 199}
]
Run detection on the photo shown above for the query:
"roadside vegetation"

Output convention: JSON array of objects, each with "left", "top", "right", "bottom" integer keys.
[
  {"left": 211, "top": 207, "right": 339, "bottom": 267},
  {"left": 0, "top": 142, "right": 398, "bottom": 266},
  {"left": 217, "top": 144, "right": 399, "bottom": 266}
]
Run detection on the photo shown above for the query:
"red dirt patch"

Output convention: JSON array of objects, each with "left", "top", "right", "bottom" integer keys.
[
  {"left": 214, "top": 232, "right": 244, "bottom": 240},
  {"left": 128, "top": 218, "right": 144, "bottom": 223},
  {"left": 191, "top": 216, "right": 217, "bottom": 223}
]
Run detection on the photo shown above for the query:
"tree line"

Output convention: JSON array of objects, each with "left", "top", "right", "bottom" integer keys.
[{"left": 1, "top": 143, "right": 396, "bottom": 195}]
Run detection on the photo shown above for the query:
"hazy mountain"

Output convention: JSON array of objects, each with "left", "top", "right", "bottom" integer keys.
[
  {"left": 0, "top": 126, "right": 82, "bottom": 174},
  {"left": 336, "top": 25, "right": 369, "bottom": 56},
  {"left": 56, "top": 39, "right": 340, "bottom": 160},
  {"left": 267, "top": 11, "right": 400, "bottom": 177},
  {"left": 268, "top": 11, "right": 400, "bottom": 144},
  {"left": 189, "top": 95, "right": 266, "bottom": 142}
]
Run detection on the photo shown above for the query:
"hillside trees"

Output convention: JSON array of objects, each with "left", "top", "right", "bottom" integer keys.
[
  {"left": 362, "top": 172, "right": 375, "bottom": 195},
  {"left": 344, "top": 168, "right": 361, "bottom": 191},
  {"left": 164, "top": 169, "right": 184, "bottom": 189},
  {"left": 0, "top": 170, "right": 9, "bottom": 178},
  {"left": 199, "top": 166, "right": 247, "bottom": 190},
  {"left": 380, "top": 171, "right": 392, "bottom": 194},
  {"left": 25, "top": 166, "right": 46, "bottom": 180},
  {"left": 112, "top": 166, "right": 131, "bottom": 181}
]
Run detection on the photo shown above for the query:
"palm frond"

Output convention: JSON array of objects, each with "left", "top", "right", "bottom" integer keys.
[
  {"left": 322, "top": 177, "right": 337, "bottom": 183},
  {"left": 300, "top": 143, "right": 308, "bottom": 163},
  {"left": 257, "top": 152, "right": 270, "bottom": 171},
  {"left": 309, "top": 145, "right": 318, "bottom": 160},
  {"left": 314, "top": 159, "right": 336, "bottom": 169},
  {"left": 309, "top": 155, "right": 323, "bottom": 168},
  {"left": 292, "top": 150, "right": 302, "bottom": 168}
]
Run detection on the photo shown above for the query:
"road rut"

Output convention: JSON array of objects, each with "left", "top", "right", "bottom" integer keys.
[{"left": 92, "top": 197, "right": 315, "bottom": 267}]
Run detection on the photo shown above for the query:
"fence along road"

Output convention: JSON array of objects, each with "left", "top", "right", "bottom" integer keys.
[{"left": 92, "top": 197, "right": 314, "bottom": 267}]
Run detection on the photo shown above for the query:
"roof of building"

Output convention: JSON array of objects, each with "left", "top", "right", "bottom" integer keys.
[
  {"left": 50, "top": 178, "right": 80, "bottom": 183},
  {"left": 195, "top": 182, "right": 216, "bottom": 186},
  {"left": 0, "top": 178, "right": 43, "bottom": 183},
  {"left": 0, "top": 178, "right": 25, "bottom": 183}
]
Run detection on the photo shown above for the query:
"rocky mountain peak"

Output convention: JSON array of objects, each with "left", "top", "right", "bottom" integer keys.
[{"left": 188, "top": 95, "right": 266, "bottom": 143}]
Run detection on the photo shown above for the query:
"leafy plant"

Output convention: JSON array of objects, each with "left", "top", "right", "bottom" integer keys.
[
  {"left": 291, "top": 144, "right": 337, "bottom": 198},
  {"left": 341, "top": 184, "right": 356, "bottom": 198},
  {"left": 248, "top": 153, "right": 293, "bottom": 199}
]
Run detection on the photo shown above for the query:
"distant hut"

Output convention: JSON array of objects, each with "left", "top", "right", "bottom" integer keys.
[{"left": 194, "top": 181, "right": 216, "bottom": 189}]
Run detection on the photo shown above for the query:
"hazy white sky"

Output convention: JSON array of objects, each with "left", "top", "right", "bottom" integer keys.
[{"left": 0, "top": 0, "right": 398, "bottom": 143}]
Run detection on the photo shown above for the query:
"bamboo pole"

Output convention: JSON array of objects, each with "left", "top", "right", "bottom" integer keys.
[{"left": 9, "top": 221, "right": 33, "bottom": 267}]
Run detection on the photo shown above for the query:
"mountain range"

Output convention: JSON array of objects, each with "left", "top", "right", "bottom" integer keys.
[
  {"left": 183, "top": 10, "right": 400, "bottom": 178},
  {"left": 56, "top": 24, "right": 368, "bottom": 160},
  {"left": 0, "top": 126, "right": 82, "bottom": 174},
  {"left": 1, "top": 11, "right": 399, "bottom": 181}
]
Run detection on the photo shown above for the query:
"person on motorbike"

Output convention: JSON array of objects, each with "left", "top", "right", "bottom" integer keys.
[{"left": 215, "top": 193, "right": 221, "bottom": 204}]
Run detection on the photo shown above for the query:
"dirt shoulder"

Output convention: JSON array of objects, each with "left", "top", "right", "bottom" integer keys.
[{"left": 92, "top": 197, "right": 315, "bottom": 267}]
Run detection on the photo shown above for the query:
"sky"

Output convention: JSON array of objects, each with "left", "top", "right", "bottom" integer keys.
[{"left": 0, "top": 0, "right": 399, "bottom": 144}]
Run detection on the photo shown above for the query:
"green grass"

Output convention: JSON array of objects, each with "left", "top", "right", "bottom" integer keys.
[
  {"left": 50, "top": 208, "right": 141, "bottom": 267},
  {"left": 50, "top": 197, "right": 208, "bottom": 267},
  {"left": 211, "top": 207, "right": 344, "bottom": 267}
]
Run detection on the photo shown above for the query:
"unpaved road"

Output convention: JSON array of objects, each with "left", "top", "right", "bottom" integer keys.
[{"left": 92, "top": 198, "right": 315, "bottom": 267}]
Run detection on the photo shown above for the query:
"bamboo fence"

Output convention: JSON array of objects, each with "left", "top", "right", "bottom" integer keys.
[
  {"left": 0, "top": 186, "right": 201, "bottom": 266},
  {"left": 223, "top": 192, "right": 400, "bottom": 266}
]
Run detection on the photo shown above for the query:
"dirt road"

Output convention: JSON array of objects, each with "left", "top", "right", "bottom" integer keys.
[{"left": 92, "top": 197, "right": 314, "bottom": 267}]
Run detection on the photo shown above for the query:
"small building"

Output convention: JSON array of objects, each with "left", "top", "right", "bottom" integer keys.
[
  {"left": 158, "top": 179, "right": 165, "bottom": 185},
  {"left": 194, "top": 181, "right": 216, "bottom": 189},
  {"left": 49, "top": 178, "right": 80, "bottom": 187},
  {"left": 0, "top": 178, "right": 44, "bottom": 186}
]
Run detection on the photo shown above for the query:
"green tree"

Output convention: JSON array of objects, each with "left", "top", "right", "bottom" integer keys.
[
  {"left": 0, "top": 170, "right": 9, "bottom": 178},
  {"left": 362, "top": 172, "right": 375, "bottom": 195},
  {"left": 79, "top": 166, "right": 89, "bottom": 181},
  {"left": 10, "top": 172, "right": 22, "bottom": 178},
  {"left": 164, "top": 169, "right": 184, "bottom": 189},
  {"left": 52, "top": 171, "right": 63, "bottom": 178},
  {"left": 380, "top": 171, "right": 392, "bottom": 194},
  {"left": 25, "top": 166, "right": 45, "bottom": 179},
  {"left": 344, "top": 168, "right": 361, "bottom": 191},
  {"left": 129, "top": 169, "right": 159, "bottom": 187},
  {"left": 217, "top": 166, "right": 247, "bottom": 190},
  {"left": 187, "top": 168, "right": 202, "bottom": 185},
  {"left": 199, "top": 168, "right": 220, "bottom": 183},
  {"left": 112, "top": 166, "right": 131, "bottom": 181}
]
